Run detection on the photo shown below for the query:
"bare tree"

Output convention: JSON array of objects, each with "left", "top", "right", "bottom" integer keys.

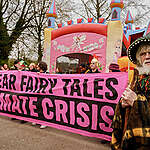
[
  {"left": 73, "top": 0, "right": 150, "bottom": 25},
  {"left": 0, "top": 0, "right": 75, "bottom": 63},
  {"left": 56, "top": 0, "right": 76, "bottom": 23},
  {"left": 26, "top": 0, "right": 49, "bottom": 62},
  {"left": 72, "top": 0, "right": 110, "bottom": 22},
  {"left": 23, "top": 0, "right": 75, "bottom": 62},
  {"left": 0, "top": 0, "right": 36, "bottom": 64}
]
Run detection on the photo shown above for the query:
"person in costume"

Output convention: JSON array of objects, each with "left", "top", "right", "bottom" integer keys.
[
  {"left": 17, "top": 60, "right": 28, "bottom": 71},
  {"left": 86, "top": 58, "right": 100, "bottom": 73},
  {"left": 111, "top": 33, "right": 150, "bottom": 150}
]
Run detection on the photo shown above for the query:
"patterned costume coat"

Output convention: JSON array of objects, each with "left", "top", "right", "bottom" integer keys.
[{"left": 111, "top": 74, "right": 150, "bottom": 150}]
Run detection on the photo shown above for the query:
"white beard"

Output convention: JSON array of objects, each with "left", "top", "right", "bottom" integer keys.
[
  {"left": 136, "top": 58, "right": 150, "bottom": 75},
  {"left": 137, "top": 65, "right": 150, "bottom": 75}
]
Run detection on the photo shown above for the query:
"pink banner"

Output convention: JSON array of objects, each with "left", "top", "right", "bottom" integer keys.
[{"left": 0, "top": 71, "right": 128, "bottom": 141}]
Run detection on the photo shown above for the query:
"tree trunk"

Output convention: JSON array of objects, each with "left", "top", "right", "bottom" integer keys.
[
  {"left": 0, "top": 18, "right": 11, "bottom": 64},
  {"left": 37, "top": 37, "right": 43, "bottom": 62}
]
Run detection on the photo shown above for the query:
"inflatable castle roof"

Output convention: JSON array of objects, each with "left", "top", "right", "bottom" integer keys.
[
  {"left": 125, "top": 11, "right": 134, "bottom": 24},
  {"left": 110, "top": 0, "right": 124, "bottom": 9},
  {"left": 46, "top": 0, "right": 57, "bottom": 18}
]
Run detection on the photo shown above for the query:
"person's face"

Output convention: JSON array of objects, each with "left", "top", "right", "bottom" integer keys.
[
  {"left": 80, "top": 66, "right": 85, "bottom": 72},
  {"left": 29, "top": 65, "right": 34, "bottom": 70},
  {"left": 81, "top": 67, "right": 86, "bottom": 72},
  {"left": 56, "top": 68, "right": 59, "bottom": 73},
  {"left": 17, "top": 62, "right": 24, "bottom": 70},
  {"left": 139, "top": 45, "right": 150, "bottom": 66},
  {"left": 37, "top": 64, "right": 43, "bottom": 73},
  {"left": 3, "top": 64, "right": 8, "bottom": 70},
  {"left": 90, "top": 61, "right": 97, "bottom": 70}
]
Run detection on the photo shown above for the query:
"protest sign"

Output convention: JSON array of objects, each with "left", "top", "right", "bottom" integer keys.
[{"left": 0, "top": 71, "right": 128, "bottom": 141}]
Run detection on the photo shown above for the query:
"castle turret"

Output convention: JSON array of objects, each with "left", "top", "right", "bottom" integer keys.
[
  {"left": 125, "top": 10, "right": 134, "bottom": 30},
  {"left": 46, "top": 0, "right": 57, "bottom": 29},
  {"left": 110, "top": 0, "right": 124, "bottom": 21},
  {"left": 43, "top": 0, "right": 57, "bottom": 72}
]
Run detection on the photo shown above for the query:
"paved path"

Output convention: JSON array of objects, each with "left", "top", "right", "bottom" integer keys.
[{"left": 0, "top": 116, "right": 111, "bottom": 150}]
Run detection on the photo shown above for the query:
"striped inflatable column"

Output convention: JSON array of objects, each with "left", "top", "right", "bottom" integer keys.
[
  {"left": 106, "top": 20, "right": 123, "bottom": 72},
  {"left": 43, "top": 28, "right": 53, "bottom": 72}
]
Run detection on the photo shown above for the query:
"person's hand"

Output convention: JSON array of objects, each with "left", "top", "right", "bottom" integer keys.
[
  {"left": 121, "top": 87, "right": 137, "bottom": 107},
  {"left": 121, "top": 98, "right": 130, "bottom": 108}
]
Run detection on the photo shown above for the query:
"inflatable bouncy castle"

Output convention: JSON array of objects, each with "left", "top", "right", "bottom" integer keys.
[{"left": 43, "top": 0, "right": 150, "bottom": 74}]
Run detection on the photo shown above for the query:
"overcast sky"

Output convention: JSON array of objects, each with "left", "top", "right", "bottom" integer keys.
[{"left": 74, "top": 0, "right": 150, "bottom": 28}]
